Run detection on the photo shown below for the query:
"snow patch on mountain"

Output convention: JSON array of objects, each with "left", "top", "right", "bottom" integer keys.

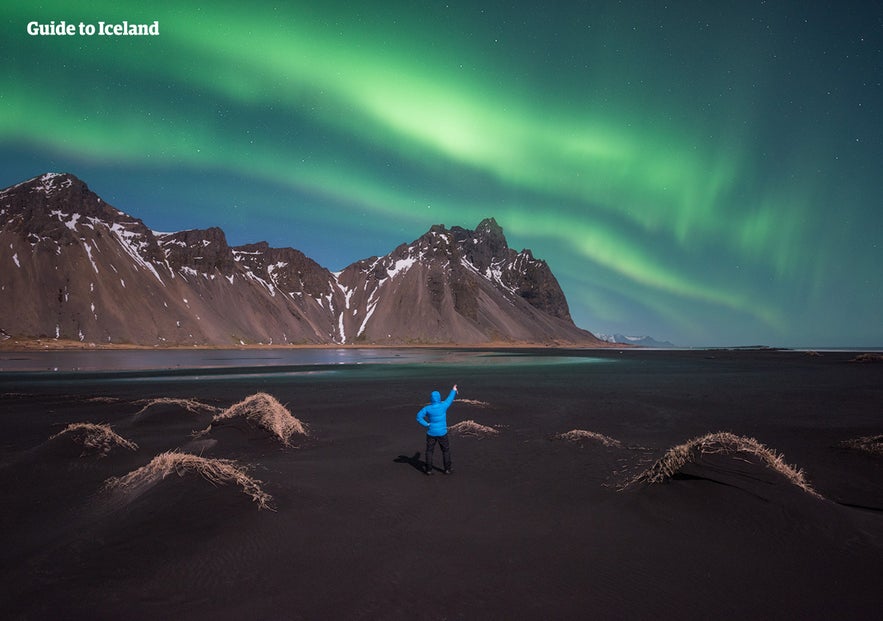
[
  {"left": 109, "top": 221, "right": 165, "bottom": 284},
  {"left": 82, "top": 243, "right": 99, "bottom": 274},
  {"left": 597, "top": 333, "right": 678, "bottom": 348}
]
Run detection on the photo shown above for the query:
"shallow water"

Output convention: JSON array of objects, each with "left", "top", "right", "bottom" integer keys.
[
  {"left": 0, "top": 347, "right": 412, "bottom": 372},
  {"left": 0, "top": 347, "right": 612, "bottom": 387}
]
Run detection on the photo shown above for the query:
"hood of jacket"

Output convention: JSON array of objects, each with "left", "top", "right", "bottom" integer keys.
[{"left": 430, "top": 390, "right": 441, "bottom": 403}]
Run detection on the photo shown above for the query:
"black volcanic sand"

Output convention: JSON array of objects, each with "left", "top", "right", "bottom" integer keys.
[{"left": 1, "top": 349, "right": 881, "bottom": 620}]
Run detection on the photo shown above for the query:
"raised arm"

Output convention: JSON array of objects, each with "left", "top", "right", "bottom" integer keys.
[{"left": 443, "top": 385, "right": 458, "bottom": 406}]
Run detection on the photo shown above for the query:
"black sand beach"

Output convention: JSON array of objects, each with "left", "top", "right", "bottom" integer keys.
[{"left": 1, "top": 348, "right": 881, "bottom": 620}]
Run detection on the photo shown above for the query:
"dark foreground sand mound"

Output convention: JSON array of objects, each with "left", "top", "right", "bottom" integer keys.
[
  {"left": 448, "top": 419, "right": 500, "bottom": 437},
  {"left": 627, "top": 431, "right": 822, "bottom": 498},
  {"left": 47, "top": 423, "right": 138, "bottom": 459},
  {"left": 104, "top": 450, "right": 273, "bottom": 510},
  {"left": 199, "top": 392, "right": 308, "bottom": 446}
]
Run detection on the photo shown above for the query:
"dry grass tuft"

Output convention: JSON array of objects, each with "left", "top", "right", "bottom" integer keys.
[
  {"left": 134, "top": 397, "right": 221, "bottom": 417},
  {"left": 449, "top": 420, "right": 499, "bottom": 437},
  {"left": 456, "top": 398, "right": 491, "bottom": 408},
  {"left": 850, "top": 352, "right": 883, "bottom": 363},
  {"left": 839, "top": 434, "right": 883, "bottom": 456},
  {"left": 49, "top": 423, "right": 138, "bottom": 457},
  {"left": 210, "top": 393, "right": 308, "bottom": 445},
  {"left": 105, "top": 450, "right": 273, "bottom": 510},
  {"left": 627, "top": 431, "right": 821, "bottom": 498},
  {"left": 555, "top": 429, "right": 623, "bottom": 448}
]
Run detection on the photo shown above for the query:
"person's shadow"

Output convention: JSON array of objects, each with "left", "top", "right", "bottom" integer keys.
[{"left": 394, "top": 451, "right": 427, "bottom": 474}]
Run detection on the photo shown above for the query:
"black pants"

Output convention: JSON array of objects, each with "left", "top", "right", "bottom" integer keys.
[{"left": 425, "top": 433, "right": 451, "bottom": 471}]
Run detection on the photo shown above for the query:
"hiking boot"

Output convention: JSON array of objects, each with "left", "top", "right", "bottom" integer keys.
[
  {"left": 443, "top": 468, "right": 452, "bottom": 475},
  {"left": 424, "top": 468, "right": 433, "bottom": 475}
]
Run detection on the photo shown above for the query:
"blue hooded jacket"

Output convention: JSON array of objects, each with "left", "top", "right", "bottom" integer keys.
[{"left": 416, "top": 388, "right": 457, "bottom": 436}]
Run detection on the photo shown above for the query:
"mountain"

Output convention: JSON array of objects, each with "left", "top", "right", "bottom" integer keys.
[
  {"left": 597, "top": 333, "right": 678, "bottom": 348},
  {"left": 1, "top": 173, "right": 603, "bottom": 347}
]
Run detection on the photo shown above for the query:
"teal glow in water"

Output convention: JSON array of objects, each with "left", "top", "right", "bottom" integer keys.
[
  {"left": 0, "top": 348, "right": 609, "bottom": 373},
  {"left": 0, "top": 349, "right": 612, "bottom": 387}
]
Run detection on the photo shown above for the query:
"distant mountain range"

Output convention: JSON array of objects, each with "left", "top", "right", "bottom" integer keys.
[
  {"left": 596, "top": 334, "right": 678, "bottom": 348},
  {"left": 0, "top": 173, "right": 604, "bottom": 347}
]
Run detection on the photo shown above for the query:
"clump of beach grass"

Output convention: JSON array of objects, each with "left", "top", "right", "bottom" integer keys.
[
  {"left": 626, "top": 431, "right": 822, "bottom": 498},
  {"left": 206, "top": 392, "right": 308, "bottom": 446},
  {"left": 134, "top": 397, "right": 221, "bottom": 417},
  {"left": 839, "top": 434, "right": 883, "bottom": 456},
  {"left": 449, "top": 420, "right": 499, "bottom": 437},
  {"left": 456, "top": 398, "right": 491, "bottom": 408},
  {"left": 104, "top": 450, "right": 273, "bottom": 510},
  {"left": 850, "top": 353, "right": 883, "bottom": 363},
  {"left": 554, "top": 429, "right": 623, "bottom": 448},
  {"left": 49, "top": 423, "right": 138, "bottom": 457}
]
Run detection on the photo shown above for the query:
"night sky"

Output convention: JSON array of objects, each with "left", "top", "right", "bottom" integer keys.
[{"left": 3, "top": 1, "right": 881, "bottom": 347}]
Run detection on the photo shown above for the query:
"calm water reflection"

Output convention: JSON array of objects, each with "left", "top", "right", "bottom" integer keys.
[{"left": 0, "top": 348, "right": 612, "bottom": 374}]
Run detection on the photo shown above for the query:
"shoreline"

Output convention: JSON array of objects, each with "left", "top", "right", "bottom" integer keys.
[
  {"left": 2, "top": 338, "right": 880, "bottom": 354},
  {"left": 0, "top": 337, "right": 629, "bottom": 352}
]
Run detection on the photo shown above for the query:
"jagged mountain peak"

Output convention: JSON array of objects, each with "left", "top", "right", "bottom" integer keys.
[
  {"left": 474, "top": 217, "right": 506, "bottom": 248},
  {"left": 1, "top": 173, "right": 116, "bottom": 216},
  {"left": 159, "top": 226, "right": 230, "bottom": 246},
  {"left": 159, "top": 227, "right": 235, "bottom": 276},
  {"left": 9, "top": 178, "right": 138, "bottom": 242},
  {"left": 1, "top": 172, "right": 161, "bottom": 263},
  {"left": 408, "top": 219, "right": 509, "bottom": 262},
  {"left": 1, "top": 172, "right": 79, "bottom": 196},
  {"left": 410, "top": 223, "right": 454, "bottom": 254},
  {"left": 233, "top": 241, "right": 335, "bottom": 298}
]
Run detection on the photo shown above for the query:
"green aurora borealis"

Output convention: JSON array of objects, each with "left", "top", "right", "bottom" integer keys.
[{"left": 2, "top": 1, "right": 881, "bottom": 346}]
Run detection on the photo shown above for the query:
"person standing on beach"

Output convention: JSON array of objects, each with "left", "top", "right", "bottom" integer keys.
[{"left": 416, "top": 384, "right": 457, "bottom": 475}]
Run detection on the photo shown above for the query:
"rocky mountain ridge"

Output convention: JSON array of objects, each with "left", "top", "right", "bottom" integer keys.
[{"left": 1, "top": 173, "right": 602, "bottom": 346}]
